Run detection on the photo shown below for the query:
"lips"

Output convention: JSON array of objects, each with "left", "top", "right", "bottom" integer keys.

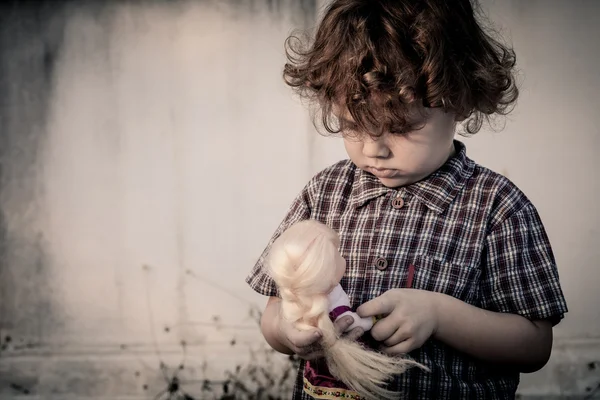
[{"left": 367, "top": 167, "right": 398, "bottom": 178}]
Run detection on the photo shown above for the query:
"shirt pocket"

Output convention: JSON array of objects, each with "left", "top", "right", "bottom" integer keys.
[{"left": 408, "top": 254, "right": 481, "bottom": 304}]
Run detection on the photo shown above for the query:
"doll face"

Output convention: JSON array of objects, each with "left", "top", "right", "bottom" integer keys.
[{"left": 328, "top": 246, "right": 347, "bottom": 292}]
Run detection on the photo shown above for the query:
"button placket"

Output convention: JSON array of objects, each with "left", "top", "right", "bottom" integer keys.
[{"left": 360, "top": 190, "right": 399, "bottom": 304}]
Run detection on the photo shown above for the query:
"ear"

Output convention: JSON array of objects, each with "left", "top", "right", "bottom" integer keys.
[{"left": 454, "top": 112, "right": 468, "bottom": 122}]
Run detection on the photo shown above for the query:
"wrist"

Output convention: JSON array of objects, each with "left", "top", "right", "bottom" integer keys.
[
  {"left": 431, "top": 291, "right": 449, "bottom": 340},
  {"left": 272, "top": 303, "right": 293, "bottom": 351},
  {"left": 261, "top": 298, "right": 294, "bottom": 355}
]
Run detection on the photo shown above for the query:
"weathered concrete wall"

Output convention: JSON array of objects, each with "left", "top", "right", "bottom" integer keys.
[
  {"left": 0, "top": 1, "right": 313, "bottom": 398},
  {"left": 0, "top": 0, "right": 598, "bottom": 398}
]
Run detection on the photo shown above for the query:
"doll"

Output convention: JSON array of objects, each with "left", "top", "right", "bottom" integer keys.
[
  {"left": 265, "top": 219, "right": 426, "bottom": 400},
  {"left": 328, "top": 281, "right": 377, "bottom": 332}
]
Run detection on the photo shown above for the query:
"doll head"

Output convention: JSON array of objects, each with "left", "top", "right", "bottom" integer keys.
[{"left": 266, "top": 219, "right": 346, "bottom": 299}]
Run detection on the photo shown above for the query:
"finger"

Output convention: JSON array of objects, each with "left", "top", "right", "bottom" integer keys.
[
  {"left": 369, "top": 315, "right": 401, "bottom": 342},
  {"left": 295, "top": 339, "right": 325, "bottom": 360},
  {"left": 287, "top": 327, "right": 322, "bottom": 348},
  {"left": 356, "top": 295, "right": 393, "bottom": 318},
  {"left": 333, "top": 316, "right": 354, "bottom": 335},
  {"left": 382, "top": 328, "right": 411, "bottom": 347},
  {"left": 380, "top": 338, "right": 417, "bottom": 355},
  {"left": 344, "top": 327, "right": 364, "bottom": 342}
]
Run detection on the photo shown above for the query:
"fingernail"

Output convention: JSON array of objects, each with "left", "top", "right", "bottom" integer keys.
[
  {"left": 345, "top": 316, "right": 354, "bottom": 324},
  {"left": 314, "top": 331, "right": 321, "bottom": 338}
]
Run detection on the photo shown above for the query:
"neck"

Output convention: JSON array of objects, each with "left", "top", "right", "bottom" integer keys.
[{"left": 447, "top": 140, "right": 457, "bottom": 160}]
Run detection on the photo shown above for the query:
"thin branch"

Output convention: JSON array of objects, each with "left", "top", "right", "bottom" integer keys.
[
  {"left": 172, "top": 340, "right": 187, "bottom": 380},
  {"left": 153, "top": 388, "right": 167, "bottom": 400},
  {"left": 185, "top": 269, "right": 253, "bottom": 306},
  {"left": 143, "top": 264, "right": 171, "bottom": 384}
]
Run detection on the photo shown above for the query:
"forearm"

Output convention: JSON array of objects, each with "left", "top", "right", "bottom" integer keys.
[
  {"left": 260, "top": 297, "right": 294, "bottom": 355},
  {"left": 433, "top": 293, "right": 553, "bottom": 372}
]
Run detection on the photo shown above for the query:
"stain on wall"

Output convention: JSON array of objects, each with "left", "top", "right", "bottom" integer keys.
[{"left": 0, "top": 0, "right": 69, "bottom": 349}]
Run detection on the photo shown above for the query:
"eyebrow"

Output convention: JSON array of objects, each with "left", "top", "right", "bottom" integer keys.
[{"left": 338, "top": 112, "right": 428, "bottom": 135}]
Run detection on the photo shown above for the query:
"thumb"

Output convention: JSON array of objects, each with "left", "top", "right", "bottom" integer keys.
[
  {"left": 356, "top": 295, "right": 392, "bottom": 318},
  {"left": 288, "top": 326, "right": 323, "bottom": 348}
]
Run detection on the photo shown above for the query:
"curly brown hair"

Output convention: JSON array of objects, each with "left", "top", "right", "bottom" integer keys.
[{"left": 283, "top": 0, "right": 519, "bottom": 136}]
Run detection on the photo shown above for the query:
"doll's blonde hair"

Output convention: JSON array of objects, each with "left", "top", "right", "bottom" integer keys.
[{"left": 266, "top": 219, "right": 426, "bottom": 399}]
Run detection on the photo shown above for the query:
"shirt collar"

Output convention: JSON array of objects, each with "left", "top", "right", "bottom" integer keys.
[{"left": 349, "top": 140, "right": 475, "bottom": 214}]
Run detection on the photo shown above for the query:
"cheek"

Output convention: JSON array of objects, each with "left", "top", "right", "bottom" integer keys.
[
  {"left": 343, "top": 139, "right": 363, "bottom": 160},
  {"left": 432, "top": 113, "right": 457, "bottom": 144},
  {"left": 392, "top": 142, "right": 438, "bottom": 173},
  {"left": 336, "top": 258, "right": 346, "bottom": 280}
]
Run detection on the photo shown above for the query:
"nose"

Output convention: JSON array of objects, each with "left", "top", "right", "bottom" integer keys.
[{"left": 361, "top": 136, "right": 390, "bottom": 159}]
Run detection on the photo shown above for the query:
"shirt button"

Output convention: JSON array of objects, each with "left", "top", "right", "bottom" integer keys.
[
  {"left": 375, "top": 257, "right": 388, "bottom": 271},
  {"left": 392, "top": 196, "right": 405, "bottom": 209}
]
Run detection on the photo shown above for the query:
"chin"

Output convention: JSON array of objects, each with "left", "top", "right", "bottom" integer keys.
[{"left": 378, "top": 177, "right": 408, "bottom": 188}]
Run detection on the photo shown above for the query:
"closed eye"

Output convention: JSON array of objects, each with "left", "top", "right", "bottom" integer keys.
[
  {"left": 389, "top": 127, "right": 408, "bottom": 135},
  {"left": 390, "top": 121, "right": 426, "bottom": 135}
]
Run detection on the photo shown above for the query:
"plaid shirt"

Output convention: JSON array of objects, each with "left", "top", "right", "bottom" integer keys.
[{"left": 246, "top": 140, "right": 568, "bottom": 399}]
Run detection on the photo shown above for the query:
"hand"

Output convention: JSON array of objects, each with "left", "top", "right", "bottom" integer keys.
[
  {"left": 278, "top": 315, "right": 365, "bottom": 360},
  {"left": 356, "top": 289, "right": 441, "bottom": 355}
]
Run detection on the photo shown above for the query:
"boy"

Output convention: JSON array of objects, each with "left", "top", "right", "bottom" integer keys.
[{"left": 246, "top": 0, "right": 568, "bottom": 398}]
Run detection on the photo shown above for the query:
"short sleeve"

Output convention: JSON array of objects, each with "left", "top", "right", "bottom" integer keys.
[
  {"left": 245, "top": 176, "right": 320, "bottom": 297},
  {"left": 480, "top": 203, "right": 568, "bottom": 325}
]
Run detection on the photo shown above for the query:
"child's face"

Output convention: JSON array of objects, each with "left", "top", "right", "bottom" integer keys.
[{"left": 341, "top": 108, "right": 457, "bottom": 188}]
